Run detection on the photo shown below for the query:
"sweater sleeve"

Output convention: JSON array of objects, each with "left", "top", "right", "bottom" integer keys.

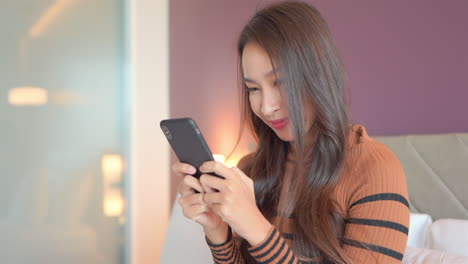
[
  {"left": 246, "top": 225, "right": 304, "bottom": 264},
  {"left": 206, "top": 225, "right": 306, "bottom": 264},
  {"left": 341, "top": 142, "right": 410, "bottom": 263},
  {"left": 206, "top": 228, "right": 245, "bottom": 264}
]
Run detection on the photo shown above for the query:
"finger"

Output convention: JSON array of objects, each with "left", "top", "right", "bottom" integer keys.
[
  {"left": 178, "top": 178, "right": 195, "bottom": 196},
  {"left": 182, "top": 175, "right": 204, "bottom": 194},
  {"left": 204, "top": 191, "right": 226, "bottom": 205},
  {"left": 172, "top": 162, "right": 196, "bottom": 175},
  {"left": 209, "top": 204, "right": 228, "bottom": 220},
  {"left": 199, "top": 161, "right": 235, "bottom": 180},
  {"left": 182, "top": 204, "right": 210, "bottom": 220},
  {"left": 177, "top": 180, "right": 193, "bottom": 196},
  {"left": 178, "top": 193, "right": 204, "bottom": 207},
  {"left": 200, "top": 174, "right": 228, "bottom": 192},
  {"left": 200, "top": 179, "right": 218, "bottom": 193}
]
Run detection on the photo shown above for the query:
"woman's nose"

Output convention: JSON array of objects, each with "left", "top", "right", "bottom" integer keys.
[{"left": 261, "top": 88, "right": 281, "bottom": 117}]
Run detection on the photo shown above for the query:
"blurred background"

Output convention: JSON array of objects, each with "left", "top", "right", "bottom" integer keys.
[
  {"left": 1, "top": 0, "right": 128, "bottom": 263},
  {"left": 0, "top": 0, "right": 169, "bottom": 263},
  {"left": 1, "top": 0, "right": 467, "bottom": 263}
]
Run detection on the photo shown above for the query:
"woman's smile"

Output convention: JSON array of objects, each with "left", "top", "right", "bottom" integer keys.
[{"left": 269, "top": 118, "right": 289, "bottom": 129}]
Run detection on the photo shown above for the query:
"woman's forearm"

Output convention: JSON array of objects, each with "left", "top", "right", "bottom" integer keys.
[
  {"left": 204, "top": 222, "right": 230, "bottom": 244},
  {"left": 243, "top": 216, "right": 272, "bottom": 246}
]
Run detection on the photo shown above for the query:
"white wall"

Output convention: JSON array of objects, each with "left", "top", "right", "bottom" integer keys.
[{"left": 129, "top": 0, "right": 170, "bottom": 263}]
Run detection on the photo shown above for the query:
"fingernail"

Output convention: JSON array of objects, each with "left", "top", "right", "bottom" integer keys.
[{"left": 188, "top": 166, "right": 196, "bottom": 174}]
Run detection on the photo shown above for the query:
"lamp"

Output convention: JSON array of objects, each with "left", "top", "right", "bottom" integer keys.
[
  {"left": 8, "top": 87, "right": 48, "bottom": 106},
  {"left": 101, "top": 154, "right": 124, "bottom": 217}
]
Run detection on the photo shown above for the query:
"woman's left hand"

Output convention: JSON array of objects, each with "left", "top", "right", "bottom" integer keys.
[{"left": 199, "top": 161, "right": 272, "bottom": 246}]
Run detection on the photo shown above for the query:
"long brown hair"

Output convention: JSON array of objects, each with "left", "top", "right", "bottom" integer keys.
[{"left": 236, "top": 1, "right": 351, "bottom": 263}]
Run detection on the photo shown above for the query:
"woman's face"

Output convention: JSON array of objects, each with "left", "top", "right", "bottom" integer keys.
[{"left": 242, "top": 42, "right": 315, "bottom": 142}]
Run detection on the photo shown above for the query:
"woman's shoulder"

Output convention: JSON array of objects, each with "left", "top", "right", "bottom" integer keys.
[
  {"left": 347, "top": 124, "right": 373, "bottom": 146},
  {"left": 336, "top": 125, "right": 409, "bottom": 209},
  {"left": 346, "top": 124, "right": 399, "bottom": 164},
  {"left": 343, "top": 124, "right": 407, "bottom": 191}
]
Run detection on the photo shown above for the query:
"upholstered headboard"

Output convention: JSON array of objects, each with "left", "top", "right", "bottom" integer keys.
[{"left": 375, "top": 133, "right": 468, "bottom": 220}]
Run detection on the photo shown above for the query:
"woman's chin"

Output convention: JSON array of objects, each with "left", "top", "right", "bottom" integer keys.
[
  {"left": 267, "top": 123, "right": 294, "bottom": 141},
  {"left": 274, "top": 130, "right": 294, "bottom": 142}
]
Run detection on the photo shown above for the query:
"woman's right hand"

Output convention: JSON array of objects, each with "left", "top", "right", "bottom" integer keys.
[{"left": 173, "top": 162, "right": 227, "bottom": 233}]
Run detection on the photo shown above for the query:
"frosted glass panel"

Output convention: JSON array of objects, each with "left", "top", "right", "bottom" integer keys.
[{"left": 0, "top": 0, "right": 127, "bottom": 263}]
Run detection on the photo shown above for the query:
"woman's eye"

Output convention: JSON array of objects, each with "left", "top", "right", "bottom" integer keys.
[{"left": 246, "top": 87, "right": 259, "bottom": 93}]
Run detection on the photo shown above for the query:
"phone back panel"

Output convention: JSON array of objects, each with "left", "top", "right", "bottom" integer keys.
[{"left": 160, "top": 118, "right": 214, "bottom": 178}]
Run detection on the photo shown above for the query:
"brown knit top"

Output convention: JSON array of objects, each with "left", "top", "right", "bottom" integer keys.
[{"left": 206, "top": 125, "right": 410, "bottom": 263}]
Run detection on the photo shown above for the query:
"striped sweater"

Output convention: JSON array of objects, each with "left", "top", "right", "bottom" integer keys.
[{"left": 206, "top": 125, "right": 410, "bottom": 264}]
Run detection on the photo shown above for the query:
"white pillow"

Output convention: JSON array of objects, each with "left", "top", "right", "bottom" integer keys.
[
  {"left": 430, "top": 219, "right": 468, "bottom": 257},
  {"left": 408, "top": 213, "right": 433, "bottom": 248},
  {"left": 403, "top": 247, "right": 468, "bottom": 264}
]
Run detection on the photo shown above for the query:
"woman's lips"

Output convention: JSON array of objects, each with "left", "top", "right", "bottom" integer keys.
[{"left": 270, "top": 118, "right": 289, "bottom": 129}]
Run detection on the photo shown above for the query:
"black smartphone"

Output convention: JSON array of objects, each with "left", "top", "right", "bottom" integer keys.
[{"left": 160, "top": 117, "right": 221, "bottom": 179}]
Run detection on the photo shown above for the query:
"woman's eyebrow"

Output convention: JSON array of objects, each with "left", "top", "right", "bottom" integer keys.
[
  {"left": 243, "top": 76, "right": 256, "bottom": 83},
  {"left": 244, "top": 68, "right": 280, "bottom": 83},
  {"left": 265, "top": 68, "right": 280, "bottom": 77}
]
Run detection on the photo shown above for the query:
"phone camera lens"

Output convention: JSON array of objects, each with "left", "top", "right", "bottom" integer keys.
[{"left": 161, "top": 125, "right": 172, "bottom": 140}]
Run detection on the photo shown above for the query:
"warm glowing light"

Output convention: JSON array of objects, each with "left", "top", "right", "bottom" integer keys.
[
  {"left": 213, "top": 154, "right": 240, "bottom": 168},
  {"left": 101, "top": 154, "right": 125, "bottom": 217},
  {"left": 102, "top": 154, "right": 123, "bottom": 182},
  {"left": 213, "top": 154, "right": 226, "bottom": 163},
  {"left": 104, "top": 190, "right": 124, "bottom": 217},
  {"left": 8, "top": 87, "right": 48, "bottom": 106},
  {"left": 29, "top": 0, "right": 75, "bottom": 38},
  {"left": 225, "top": 157, "right": 240, "bottom": 168}
]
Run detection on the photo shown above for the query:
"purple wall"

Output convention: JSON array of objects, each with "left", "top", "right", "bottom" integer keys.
[
  {"left": 314, "top": 0, "right": 468, "bottom": 136},
  {"left": 170, "top": 0, "right": 468, "bottom": 199}
]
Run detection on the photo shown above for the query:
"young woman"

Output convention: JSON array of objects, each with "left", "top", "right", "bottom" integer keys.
[{"left": 173, "top": 1, "right": 409, "bottom": 263}]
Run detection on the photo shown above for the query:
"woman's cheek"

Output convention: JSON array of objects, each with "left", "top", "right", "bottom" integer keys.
[
  {"left": 285, "top": 124, "right": 295, "bottom": 141},
  {"left": 249, "top": 96, "right": 262, "bottom": 119}
]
